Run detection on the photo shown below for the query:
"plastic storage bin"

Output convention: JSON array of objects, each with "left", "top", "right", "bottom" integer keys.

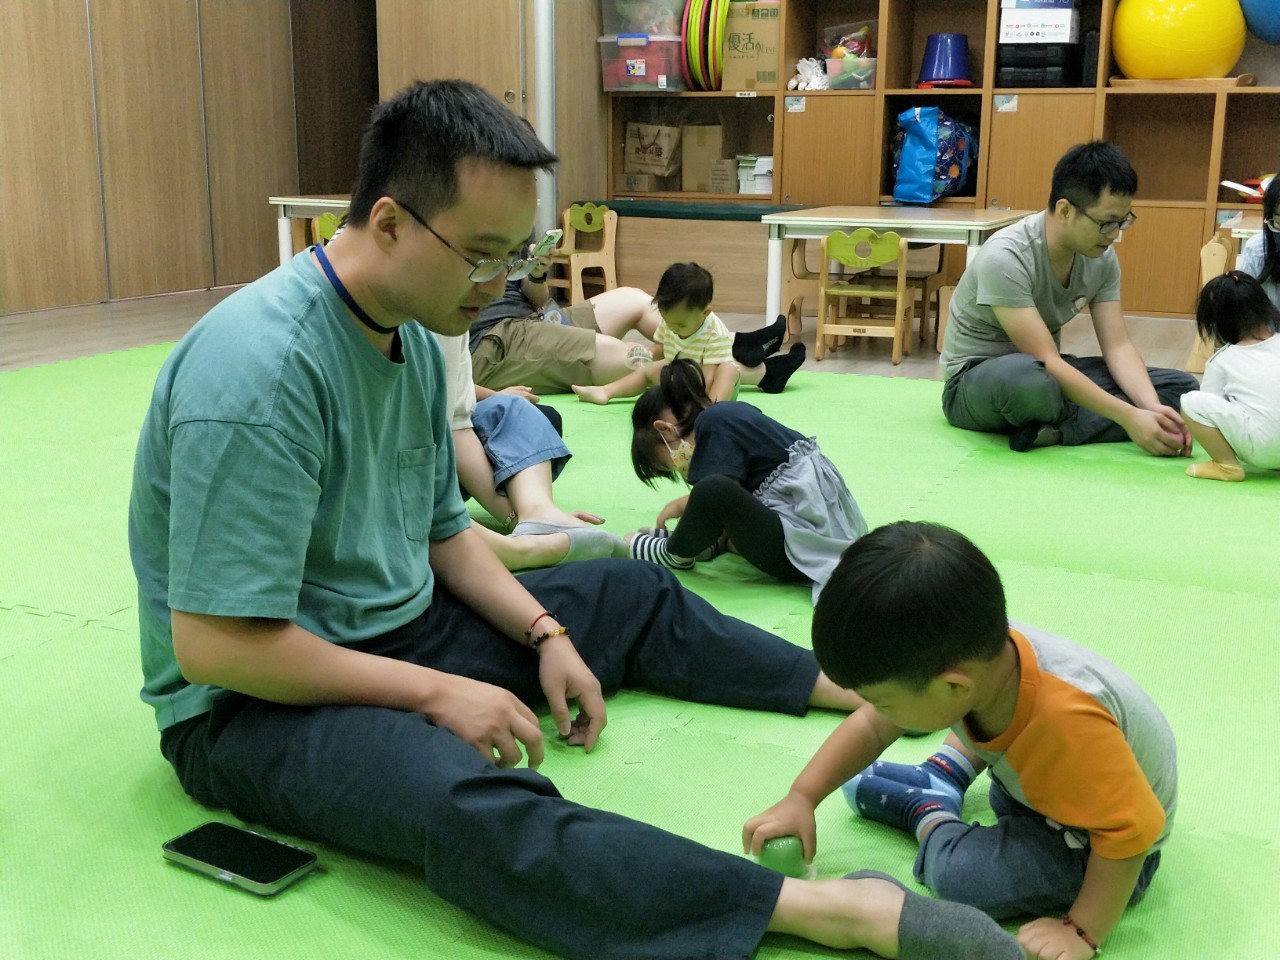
[
  {"left": 827, "top": 56, "right": 877, "bottom": 89},
  {"left": 602, "top": 0, "right": 686, "bottom": 38},
  {"left": 599, "top": 34, "right": 687, "bottom": 92}
]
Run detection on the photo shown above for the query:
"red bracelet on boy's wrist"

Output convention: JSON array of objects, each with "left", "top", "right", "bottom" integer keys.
[{"left": 1062, "top": 915, "right": 1100, "bottom": 954}]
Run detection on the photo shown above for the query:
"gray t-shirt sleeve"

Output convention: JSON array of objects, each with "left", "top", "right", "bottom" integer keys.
[{"left": 974, "top": 242, "right": 1038, "bottom": 309}]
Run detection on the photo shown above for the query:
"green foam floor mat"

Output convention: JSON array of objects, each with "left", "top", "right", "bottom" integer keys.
[{"left": 1, "top": 348, "right": 1275, "bottom": 959}]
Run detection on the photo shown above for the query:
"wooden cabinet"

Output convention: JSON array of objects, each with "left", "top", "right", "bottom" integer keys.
[
  {"left": 985, "top": 92, "right": 1096, "bottom": 211},
  {"left": 601, "top": 0, "right": 1279, "bottom": 316},
  {"left": 779, "top": 94, "right": 878, "bottom": 205}
]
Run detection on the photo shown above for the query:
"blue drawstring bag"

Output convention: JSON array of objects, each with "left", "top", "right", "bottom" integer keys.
[{"left": 891, "top": 106, "right": 978, "bottom": 204}]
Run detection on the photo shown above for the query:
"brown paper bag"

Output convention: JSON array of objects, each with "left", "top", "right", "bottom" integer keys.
[{"left": 625, "top": 122, "right": 682, "bottom": 176}]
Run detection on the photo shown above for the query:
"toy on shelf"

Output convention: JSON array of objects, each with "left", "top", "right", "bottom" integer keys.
[
  {"left": 1241, "top": 0, "right": 1280, "bottom": 44},
  {"left": 787, "top": 57, "right": 831, "bottom": 90},
  {"left": 820, "top": 22, "right": 878, "bottom": 90},
  {"left": 1112, "top": 0, "right": 1247, "bottom": 80},
  {"left": 917, "top": 33, "right": 973, "bottom": 88}
]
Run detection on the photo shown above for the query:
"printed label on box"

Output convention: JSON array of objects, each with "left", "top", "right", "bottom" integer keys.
[{"left": 625, "top": 59, "right": 646, "bottom": 77}]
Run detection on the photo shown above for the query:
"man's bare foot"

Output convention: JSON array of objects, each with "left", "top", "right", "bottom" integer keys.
[
  {"left": 768, "top": 875, "right": 901, "bottom": 956},
  {"left": 572, "top": 384, "right": 611, "bottom": 405}
]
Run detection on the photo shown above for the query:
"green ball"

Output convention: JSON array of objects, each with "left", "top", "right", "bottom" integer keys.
[{"left": 758, "top": 836, "right": 807, "bottom": 878}]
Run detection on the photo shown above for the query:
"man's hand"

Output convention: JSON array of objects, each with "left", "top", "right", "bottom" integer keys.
[
  {"left": 741, "top": 791, "right": 819, "bottom": 863},
  {"left": 498, "top": 385, "right": 540, "bottom": 403},
  {"left": 1018, "top": 917, "right": 1096, "bottom": 960},
  {"left": 424, "top": 673, "right": 546, "bottom": 769},
  {"left": 1122, "top": 406, "right": 1188, "bottom": 457},
  {"left": 655, "top": 495, "right": 689, "bottom": 530},
  {"left": 537, "top": 634, "right": 607, "bottom": 751}
]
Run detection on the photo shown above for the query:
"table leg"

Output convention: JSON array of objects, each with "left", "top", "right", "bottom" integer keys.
[
  {"left": 766, "top": 230, "right": 783, "bottom": 322},
  {"left": 277, "top": 216, "right": 293, "bottom": 267}
]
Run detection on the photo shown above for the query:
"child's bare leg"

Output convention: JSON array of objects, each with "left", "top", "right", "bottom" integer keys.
[
  {"left": 1184, "top": 417, "right": 1245, "bottom": 481},
  {"left": 589, "top": 286, "right": 662, "bottom": 340},
  {"left": 705, "top": 362, "right": 742, "bottom": 403},
  {"left": 503, "top": 461, "right": 589, "bottom": 526},
  {"left": 738, "top": 362, "right": 765, "bottom": 386},
  {"left": 573, "top": 365, "right": 657, "bottom": 404}
]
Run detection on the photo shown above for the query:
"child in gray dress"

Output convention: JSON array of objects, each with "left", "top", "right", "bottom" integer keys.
[{"left": 626, "top": 359, "right": 866, "bottom": 603}]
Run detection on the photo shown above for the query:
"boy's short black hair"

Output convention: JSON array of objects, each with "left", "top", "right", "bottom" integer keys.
[
  {"left": 812, "top": 522, "right": 1008, "bottom": 691},
  {"left": 654, "top": 262, "right": 714, "bottom": 315},
  {"left": 346, "top": 79, "right": 558, "bottom": 227},
  {"left": 1196, "top": 270, "right": 1280, "bottom": 346},
  {"left": 1049, "top": 141, "right": 1139, "bottom": 211}
]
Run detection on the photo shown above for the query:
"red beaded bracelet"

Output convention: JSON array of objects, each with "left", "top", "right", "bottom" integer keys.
[{"left": 1062, "top": 916, "right": 1100, "bottom": 954}]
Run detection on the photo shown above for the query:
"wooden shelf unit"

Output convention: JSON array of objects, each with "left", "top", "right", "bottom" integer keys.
[{"left": 603, "top": 0, "right": 1279, "bottom": 315}]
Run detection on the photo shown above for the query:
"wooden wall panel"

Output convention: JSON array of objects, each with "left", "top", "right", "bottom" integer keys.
[
  {"left": 0, "top": 1, "right": 106, "bottom": 313},
  {"left": 377, "top": 0, "right": 522, "bottom": 102},
  {"left": 91, "top": 0, "right": 212, "bottom": 298},
  {"left": 201, "top": 0, "right": 299, "bottom": 286},
  {"left": 615, "top": 217, "right": 768, "bottom": 315},
  {"left": 292, "top": 0, "right": 378, "bottom": 195},
  {"left": 552, "top": 0, "right": 607, "bottom": 210},
  {"left": 1111, "top": 206, "right": 1204, "bottom": 317}
]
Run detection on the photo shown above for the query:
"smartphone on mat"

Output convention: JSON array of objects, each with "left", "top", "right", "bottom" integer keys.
[
  {"left": 162, "top": 821, "right": 318, "bottom": 896},
  {"left": 529, "top": 228, "right": 563, "bottom": 258}
]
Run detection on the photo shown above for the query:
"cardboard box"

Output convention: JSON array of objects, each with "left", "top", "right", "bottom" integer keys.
[
  {"left": 722, "top": 1, "right": 780, "bottom": 91},
  {"left": 681, "top": 126, "right": 725, "bottom": 192},
  {"left": 615, "top": 173, "right": 676, "bottom": 193},
  {"left": 999, "top": 9, "right": 1080, "bottom": 43},
  {"left": 709, "top": 159, "right": 738, "bottom": 193}
]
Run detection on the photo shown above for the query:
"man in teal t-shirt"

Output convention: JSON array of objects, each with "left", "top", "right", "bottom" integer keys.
[
  {"left": 128, "top": 80, "right": 1021, "bottom": 960},
  {"left": 940, "top": 141, "right": 1197, "bottom": 454}
]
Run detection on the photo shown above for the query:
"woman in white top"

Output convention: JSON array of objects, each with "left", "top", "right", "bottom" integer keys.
[{"left": 1236, "top": 174, "right": 1279, "bottom": 310}]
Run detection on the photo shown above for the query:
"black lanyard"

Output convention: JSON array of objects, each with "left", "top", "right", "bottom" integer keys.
[{"left": 312, "top": 243, "right": 397, "bottom": 336}]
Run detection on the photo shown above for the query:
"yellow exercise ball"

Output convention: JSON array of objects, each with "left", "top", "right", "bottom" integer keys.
[{"left": 1112, "top": 0, "right": 1247, "bottom": 79}]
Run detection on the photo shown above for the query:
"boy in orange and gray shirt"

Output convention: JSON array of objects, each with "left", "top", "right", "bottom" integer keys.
[{"left": 744, "top": 521, "right": 1176, "bottom": 960}]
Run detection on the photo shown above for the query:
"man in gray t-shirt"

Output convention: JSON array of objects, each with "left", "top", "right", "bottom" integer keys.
[{"left": 940, "top": 141, "right": 1198, "bottom": 454}]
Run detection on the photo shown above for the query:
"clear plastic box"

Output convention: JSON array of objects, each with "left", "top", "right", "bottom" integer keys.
[
  {"left": 827, "top": 56, "right": 877, "bottom": 90},
  {"left": 602, "top": 0, "right": 686, "bottom": 38},
  {"left": 599, "top": 34, "right": 686, "bottom": 93}
]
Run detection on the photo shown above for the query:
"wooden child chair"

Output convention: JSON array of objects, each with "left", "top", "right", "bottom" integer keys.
[
  {"left": 545, "top": 202, "right": 618, "bottom": 304},
  {"left": 1185, "top": 230, "right": 1233, "bottom": 373},
  {"left": 815, "top": 228, "right": 915, "bottom": 364}
]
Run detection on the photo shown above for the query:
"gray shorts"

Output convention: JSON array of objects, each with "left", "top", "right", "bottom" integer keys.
[{"left": 471, "top": 304, "right": 598, "bottom": 393}]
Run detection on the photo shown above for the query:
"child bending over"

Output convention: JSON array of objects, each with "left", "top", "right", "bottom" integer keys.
[
  {"left": 744, "top": 521, "right": 1177, "bottom": 960},
  {"left": 626, "top": 359, "right": 867, "bottom": 603},
  {"left": 571, "top": 262, "right": 805, "bottom": 404},
  {"left": 1180, "top": 270, "right": 1280, "bottom": 481}
]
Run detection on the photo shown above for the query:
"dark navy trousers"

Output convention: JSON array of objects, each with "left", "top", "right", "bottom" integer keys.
[{"left": 161, "top": 559, "right": 817, "bottom": 960}]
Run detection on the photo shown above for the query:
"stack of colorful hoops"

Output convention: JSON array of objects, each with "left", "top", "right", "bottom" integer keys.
[{"left": 681, "top": 0, "right": 732, "bottom": 91}]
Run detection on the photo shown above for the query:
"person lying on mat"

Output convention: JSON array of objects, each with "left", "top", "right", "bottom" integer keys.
[
  {"left": 940, "top": 140, "right": 1198, "bottom": 455},
  {"left": 467, "top": 255, "right": 794, "bottom": 395},
  {"left": 626, "top": 358, "right": 866, "bottom": 604},
  {"left": 745, "top": 521, "right": 1177, "bottom": 960},
  {"left": 128, "top": 79, "right": 1023, "bottom": 960},
  {"left": 434, "top": 330, "right": 627, "bottom": 566},
  {"left": 570, "top": 261, "right": 806, "bottom": 405}
]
